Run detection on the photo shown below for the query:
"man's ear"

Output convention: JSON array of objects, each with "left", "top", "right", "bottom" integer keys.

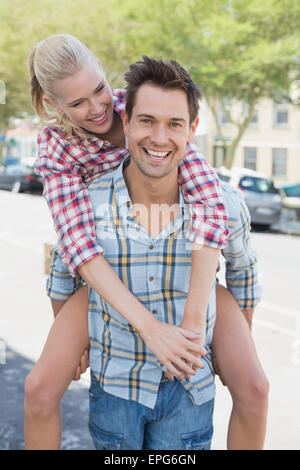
[
  {"left": 187, "top": 116, "right": 199, "bottom": 143},
  {"left": 122, "top": 109, "right": 130, "bottom": 137}
]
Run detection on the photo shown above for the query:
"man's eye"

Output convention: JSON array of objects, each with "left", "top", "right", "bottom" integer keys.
[
  {"left": 141, "top": 119, "right": 151, "bottom": 124},
  {"left": 170, "top": 122, "right": 180, "bottom": 128},
  {"left": 96, "top": 85, "right": 105, "bottom": 94}
]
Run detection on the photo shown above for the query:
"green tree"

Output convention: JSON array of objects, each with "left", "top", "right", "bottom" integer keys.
[
  {"left": 1, "top": 0, "right": 300, "bottom": 170},
  {"left": 117, "top": 0, "right": 300, "bottom": 168}
]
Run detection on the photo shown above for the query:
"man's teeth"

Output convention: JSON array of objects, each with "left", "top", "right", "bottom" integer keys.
[{"left": 146, "top": 149, "right": 170, "bottom": 158}]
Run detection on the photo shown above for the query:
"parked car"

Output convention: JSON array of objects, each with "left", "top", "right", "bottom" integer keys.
[
  {"left": 0, "top": 164, "right": 42, "bottom": 193},
  {"left": 279, "top": 183, "right": 300, "bottom": 219},
  {"left": 216, "top": 167, "right": 282, "bottom": 230}
]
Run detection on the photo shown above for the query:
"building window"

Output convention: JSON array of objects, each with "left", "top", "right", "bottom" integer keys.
[
  {"left": 218, "top": 98, "right": 231, "bottom": 126},
  {"left": 274, "top": 102, "right": 289, "bottom": 126},
  {"left": 244, "top": 103, "right": 258, "bottom": 126},
  {"left": 272, "top": 148, "right": 287, "bottom": 177},
  {"left": 213, "top": 146, "right": 227, "bottom": 168},
  {"left": 244, "top": 147, "right": 257, "bottom": 171}
]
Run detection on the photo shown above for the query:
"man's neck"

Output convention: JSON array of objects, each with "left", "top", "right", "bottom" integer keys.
[
  {"left": 123, "top": 159, "right": 179, "bottom": 207},
  {"left": 123, "top": 159, "right": 181, "bottom": 239}
]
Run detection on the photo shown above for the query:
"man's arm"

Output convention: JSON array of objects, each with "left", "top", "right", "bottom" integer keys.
[{"left": 222, "top": 185, "right": 262, "bottom": 321}]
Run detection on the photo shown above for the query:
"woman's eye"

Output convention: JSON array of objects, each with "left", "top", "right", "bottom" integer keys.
[
  {"left": 71, "top": 102, "right": 82, "bottom": 108},
  {"left": 96, "top": 85, "right": 105, "bottom": 94}
]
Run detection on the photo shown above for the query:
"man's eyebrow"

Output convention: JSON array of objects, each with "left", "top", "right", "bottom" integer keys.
[
  {"left": 136, "top": 113, "right": 187, "bottom": 122},
  {"left": 66, "top": 81, "right": 104, "bottom": 105}
]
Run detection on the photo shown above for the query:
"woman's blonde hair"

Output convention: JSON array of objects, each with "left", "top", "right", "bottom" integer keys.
[{"left": 27, "top": 34, "right": 98, "bottom": 139}]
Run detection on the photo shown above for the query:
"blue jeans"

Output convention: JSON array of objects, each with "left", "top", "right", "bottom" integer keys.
[{"left": 88, "top": 373, "right": 214, "bottom": 450}]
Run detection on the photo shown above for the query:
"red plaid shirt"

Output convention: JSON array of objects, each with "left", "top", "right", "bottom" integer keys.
[{"left": 36, "top": 89, "right": 229, "bottom": 277}]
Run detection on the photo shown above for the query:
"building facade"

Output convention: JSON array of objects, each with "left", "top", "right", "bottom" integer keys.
[{"left": 203, "top": 98, "right": 300, "bottom": 185}]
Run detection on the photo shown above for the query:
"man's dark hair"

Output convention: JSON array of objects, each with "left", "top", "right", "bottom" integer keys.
[{"left": 124, "top": 55, "right": 202, "bottom": 124}]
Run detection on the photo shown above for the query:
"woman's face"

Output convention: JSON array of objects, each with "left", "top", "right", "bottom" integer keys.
[{"left": 51, "top": 60, "right": 114, "bottom": 136}]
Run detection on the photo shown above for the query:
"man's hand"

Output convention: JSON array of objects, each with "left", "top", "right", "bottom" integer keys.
[
  {"left": 140, "top": 319, "right": 206, "bottom": 382},
  {"left": 165, "top": 318, "right": 207, "bottom": 381},
  {"left": 72, "top": 349, "right": 90, "bottom": 381}
]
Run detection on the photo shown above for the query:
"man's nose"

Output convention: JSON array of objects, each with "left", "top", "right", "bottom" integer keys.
[{"left": 150, "top": 124, "right": 169, "bottom": 146}]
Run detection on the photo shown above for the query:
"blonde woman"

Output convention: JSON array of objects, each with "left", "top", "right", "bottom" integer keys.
[{"left": 24, "top": 35, "right": 268, "bottom": 450}]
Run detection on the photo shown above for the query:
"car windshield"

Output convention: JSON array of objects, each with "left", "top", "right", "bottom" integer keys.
[
  {"left": 5, "top": 165, "right": 31, "bottom": 175},
  {"left": 282, "top": 184, "right": 300, "bottom": 197},
  {"left": 239, "top": 176, "right": 278, "bottom": 194},
  {"left": 217, "top": 173, "right": 231, "bottom": 183}
]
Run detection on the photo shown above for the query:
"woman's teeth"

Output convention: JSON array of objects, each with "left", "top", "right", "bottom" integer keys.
[{"left": 89, "top": 113, "right": 106, "bottom": 122}]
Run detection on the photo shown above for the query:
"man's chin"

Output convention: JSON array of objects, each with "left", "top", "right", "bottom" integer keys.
[{"left": 137, "top": 166, "right": 173, "bottom": 179}]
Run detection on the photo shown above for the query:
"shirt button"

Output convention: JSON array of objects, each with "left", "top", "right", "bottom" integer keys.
[
  {"left": 149, "top": 276, "right": 154, "bottom": 281},
  {"left": 152, "top": 309, "right": 158, "bottom": 315},
  {"left": 149, "top": 244, "right": 154, "bottom": 250}
]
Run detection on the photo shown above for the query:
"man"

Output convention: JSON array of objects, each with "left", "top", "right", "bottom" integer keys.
[
  {"left": 85, "top": 56, "right": 264, "bottom": 450},
  {"left": 87, "top": 57, "right": 216, "bottom": 450}
]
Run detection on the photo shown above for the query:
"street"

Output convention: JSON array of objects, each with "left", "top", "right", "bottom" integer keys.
[{"left": 0, "top": 190, "right": 299, "bottom": 450}]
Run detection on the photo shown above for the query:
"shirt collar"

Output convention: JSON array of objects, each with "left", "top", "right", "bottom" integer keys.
[{"left": 112, "top": 156, "right": 188, "bottom": 223}]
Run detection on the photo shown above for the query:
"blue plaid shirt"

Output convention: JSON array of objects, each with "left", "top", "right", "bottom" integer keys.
[
  {"left": 46, "top": 163, "right": 261, "bottom": 409},
  {"left": 87, "top": 158, "right": 216, "bottom": 409}
]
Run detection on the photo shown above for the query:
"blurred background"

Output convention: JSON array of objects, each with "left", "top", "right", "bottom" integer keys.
[{"left": 0, "top": 0, "right": 300, "bottom": 450}]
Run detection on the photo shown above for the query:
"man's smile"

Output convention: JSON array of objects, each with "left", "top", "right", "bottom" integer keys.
[{"left": 142, "top": 147, "right": 173, "bottom": 163}]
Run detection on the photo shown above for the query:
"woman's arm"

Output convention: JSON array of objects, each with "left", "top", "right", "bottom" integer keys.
[
  {"left": 79, "top": 254, "right": 206, "bottom": 380},
  {"left": 178, "top": 145, "right": 228, "bottom": 365}
]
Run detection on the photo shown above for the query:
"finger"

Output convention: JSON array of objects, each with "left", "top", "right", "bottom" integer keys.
[
  {"left": 179, "top": 328, "right": 203, "bottom": 340},
  {"left": 73, "top": 366, "right": 81, "bottom": 381},
  {"left": 80, "top": 354, "right": 88, "bottom": 373},
  {"left": 172, "top": 357, "right": 197, "bottom": 378},
  {"left": 182, "top": 350, "right": 205, "bottom": 368},
  {"left": 165, "top": 362, "right": 186, "bottom": 382},
  {"left": 184, "top": 341, "right": 207, "bottom": 356},
  {"left": 165, "top": 371, "right": 175, "bottom": 382},
  {"left": 84, "top": 349, "right": 90, "bottom": 368}
]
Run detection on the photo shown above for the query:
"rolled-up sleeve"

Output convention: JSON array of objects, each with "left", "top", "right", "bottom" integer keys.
[
  {"left": 35, "top": 126, "right": 126, "bottom": 277},
  {"left": 46, "top": 245, "right": 85, "bottom": 301},
  {"left": 221, "top": 184, "right": 262, "bottom": 309},
  {"left": 178, "top": 143, "right": 229, "bottom": 249}
]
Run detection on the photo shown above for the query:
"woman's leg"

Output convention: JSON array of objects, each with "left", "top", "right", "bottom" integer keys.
[
  {"left": 24, "top": 285, "right": 89, "bottom": 450},
  {"left": 213, "top": 284, "right": 269, "bottom": 450}
]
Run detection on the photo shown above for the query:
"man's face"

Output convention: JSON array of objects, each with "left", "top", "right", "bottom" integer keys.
[{"left": 122, "top": 83, "right": 198, "bottom": 179}]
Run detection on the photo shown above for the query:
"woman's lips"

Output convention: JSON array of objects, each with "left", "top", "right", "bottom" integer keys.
[{"left": 88, "top": 111, "right": 108, "bottom": 126}]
